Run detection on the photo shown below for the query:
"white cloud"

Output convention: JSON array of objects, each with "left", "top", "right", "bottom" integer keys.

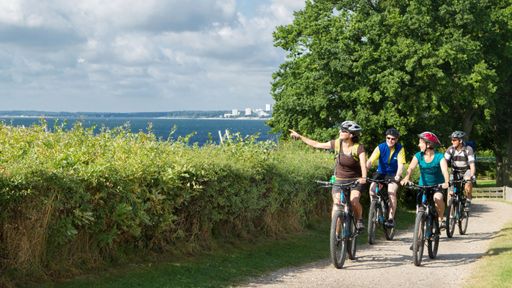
[{"left": 0, "top": 0, "right": 306, "bottom": 111}]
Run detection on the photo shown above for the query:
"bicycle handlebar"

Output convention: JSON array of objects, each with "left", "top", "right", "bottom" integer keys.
[
  {"left": 403, "top": 182, "right": 443, "bottom": 191},
  {"left": 449, "top": 178, "right": 476, "bottom": 186},
  {"left": 367, "top": 177, "right": 396, "bottom": 184},
  {"left": 315, "top": 180, "right": 359, "bottom": 188}
]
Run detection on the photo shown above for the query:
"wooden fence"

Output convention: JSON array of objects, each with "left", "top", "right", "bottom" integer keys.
[{"left": 473, "top": 186, "right": 512, "bottom": 200}]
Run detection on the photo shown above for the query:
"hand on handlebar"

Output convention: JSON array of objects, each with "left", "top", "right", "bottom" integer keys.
[
  {"left": 358, "top": 177, "right": 366, "bottom": 184},
  {"left": 400, "top": 179, "right": 411, "bottom": 186},
  {"left": 441, "top": 182, "right": 449, "bottom": 189}
]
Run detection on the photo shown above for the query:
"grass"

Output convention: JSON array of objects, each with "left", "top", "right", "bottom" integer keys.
[
  {"left": 465, "top": 201, "right": 512, "bottom": 288},
  {"left": 475, "top": 179, "right": 497, "bottom": 188},
  {"left": 35, "top": 208, "right": 415, "bottom": 288}
]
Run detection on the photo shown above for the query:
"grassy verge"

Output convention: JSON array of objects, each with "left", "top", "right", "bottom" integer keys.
[
  {"left": 38, "top": 209, "right": 415, "bottom": 288},
  {"left": 475, "top": 179, "right": 497, "bottom": 188},
  {"left": 465, "top": 202, "right": 512, "bottom": 288}
]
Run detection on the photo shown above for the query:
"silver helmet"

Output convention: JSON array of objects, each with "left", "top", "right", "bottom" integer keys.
[
  {"left": 340, "top": 121, "right": 362, "bottom": 134},
  {"left": 450, "top": 131, "right": 466, "bottom": 139}
]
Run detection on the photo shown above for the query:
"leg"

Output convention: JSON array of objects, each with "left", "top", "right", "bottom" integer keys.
[
  {"left": 350, "top": 189, "right": 362, "bottom": 220},
  {"left": 434, "top": 192, "right": 445, "bottom": 223},
  {"left": 387, "top": 182, "right": 399, "bottom": 219},
  {"left": 331, "top": 187, "right": 342, "bottom": 218},
  {"left": 465, "top": 182, "right": 473, "bottom": 200},
  {"left": 369, "top": 182, "right": 377, "bottom": 201}
]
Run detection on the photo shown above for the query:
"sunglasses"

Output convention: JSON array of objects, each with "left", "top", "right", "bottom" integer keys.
[
  {"left": 451, "top": 139, "right": 460, "bottom": 142},
  {"left": 386, "top": 137, "right": 397, "bottom": 141}
]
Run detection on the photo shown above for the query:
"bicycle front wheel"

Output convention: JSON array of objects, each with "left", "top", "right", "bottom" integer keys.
[
  {"left": 446, "top": 200, "right": 456, "bottom": 238},
  {"left": 428, "top": 217, "right": 439, "bottom": 259},
  {"left": 413, "top": 211, "right": 426, "bottom": 266},
  {"left": 458, "top": 201, "right": 469, "bottom": 235},
  {"left": 383, "top": 201, "right": 395, "bottom": 240},
  {"left": 348, "top": 214, "right": 357, "bottom": 260},
  {"left": 368, "top": 200, "right": 377, "bottom": 244},
  {"left": 330, "top": 210, "right": 347, "bottom": 269}
]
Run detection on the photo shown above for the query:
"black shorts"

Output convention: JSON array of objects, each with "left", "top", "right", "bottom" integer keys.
[{"left": 332, "top": 179, "right": 367, "bottom": 194}]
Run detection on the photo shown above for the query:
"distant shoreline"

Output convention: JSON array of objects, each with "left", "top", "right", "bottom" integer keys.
[{"left": 0, "top": 115, "right": 270, "bottom": 121}]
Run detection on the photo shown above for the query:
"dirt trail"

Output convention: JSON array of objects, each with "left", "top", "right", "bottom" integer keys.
[{"left": 238, "top": 200, "right": 511, "bottom": 288}]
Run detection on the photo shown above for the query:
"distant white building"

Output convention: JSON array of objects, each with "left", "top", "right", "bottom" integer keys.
[
  {"left": 245, "top": 108, "right": 252, "bottom": 116},
  {"left": 255, "top": 110, "right": 270, "bottom": 117},
  {"left": 232, "top": 109, "right": 240, "bottom": 116},
  {"left": 265, "top": 104, "right": 272, "bottom": 112}
]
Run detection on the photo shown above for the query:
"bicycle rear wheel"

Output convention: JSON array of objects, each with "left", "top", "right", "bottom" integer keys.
[
  {"left": 413, "top": 211, "right": 425, "bottom": 266},
  {"left": 446, "top": 200, "right": 456, "bottom": 238},
  {"left": 368, "top": 200, "right": 377, "bottom": 244},
  {"left": 347, "top": 215, "right": 357, "bottom": 260},
  {"left": 383, "top": 201, "right": 395, "bottom": 240},
  {"left": 330, "top": 210, "right": 347, "bottom": 268},
  {"left": 458, "top": 201, "right": 469, "bottom": 235},
  {"left": 428, "top": 217, "right": 439, "bottom": 259}
]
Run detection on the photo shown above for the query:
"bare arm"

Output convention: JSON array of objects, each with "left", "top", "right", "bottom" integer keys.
[
  {"left": 289, "top": 129, "right": 331, "bottom": 149},
  {"left": 440, "top": 158, "right": 450, "bottom": 189},
  {"left": 401, "top": 156, "right": 418, "bottom": 185},
  {"left": 469, "top": 162, "right": 476, "bottom": 178},
  {"left": 396, "top": 161, "right": 404, "bottom": 181},
  {"left": 359, "top": 152, "right": 367, "bottom": 184}
]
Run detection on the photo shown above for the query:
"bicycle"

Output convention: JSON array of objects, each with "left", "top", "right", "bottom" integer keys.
[
  {"left": 404, "top": 182, "right": 443, "bottom": 266},
  {"left": 446, "top": 176, "right": 472, "bottom": 237},
  {"left": 317, "top": 180, "right": 360, "bottom": 269},
  {"left": 367, "top": 177, "right": 396, "bottom": 244}
]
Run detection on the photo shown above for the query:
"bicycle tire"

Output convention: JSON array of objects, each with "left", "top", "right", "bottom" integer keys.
[
  {"left": 330, "top": 210, "right": 347, "bottom": 269},
  {"left": 368, "top": 200, "right": 377, "bottom": 244},
  {"left": 413, "top": 211, "right": 425, "bottom": 266},
  {"left": 428, "top": 217, "right": 439, "bottom": 259},
  {"left": 383, "top": 200, "right": 395, "bottom": 240},
  {"left": 458, "top": 201, "right": 469, "bottom": 235},
  {"left": 347, "top": 215, "right": 357, "bottom": 260},
  {"left": 446, "top": 200, "right": 456, "bottom": 238}
]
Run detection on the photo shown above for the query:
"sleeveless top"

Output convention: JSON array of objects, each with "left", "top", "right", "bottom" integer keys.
[
  {"left": 415, "top": 151, "right": 445, "bottom": 186},
  {"left": 377, "top": 142, "right": 403, "bottom": 176}
]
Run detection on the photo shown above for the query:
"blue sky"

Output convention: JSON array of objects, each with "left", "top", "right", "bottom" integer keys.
[{"left": 0, "top": 0, "right": 305, "bottom": 112}]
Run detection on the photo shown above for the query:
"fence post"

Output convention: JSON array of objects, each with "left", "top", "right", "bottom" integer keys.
[{"left": 505, "top": 186, "right": 512, "bottom": 201}]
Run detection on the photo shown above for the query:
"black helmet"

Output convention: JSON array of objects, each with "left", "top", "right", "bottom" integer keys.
[
  {"left": 340, "top": 120, "right": 362, "bottom": 135},
  {"left": 385, "top": 128, "right": 400, "bottom": 138},
  {"left": 450, "top": 131, "right": 466, "bottom": 139}
]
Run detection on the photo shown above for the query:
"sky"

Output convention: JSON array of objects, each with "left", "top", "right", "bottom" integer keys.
[{"left": 0, "top": 0, "right": 305, "bottom": 112}]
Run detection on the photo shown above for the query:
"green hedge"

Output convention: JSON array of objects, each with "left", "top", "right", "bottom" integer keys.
[{"left": 0, "top": 123, "right": 332, "bottom": 281}]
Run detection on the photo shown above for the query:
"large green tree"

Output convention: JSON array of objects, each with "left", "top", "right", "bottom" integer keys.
[{"left": 270, "top": 0, "right": 512, "bottom": 185}]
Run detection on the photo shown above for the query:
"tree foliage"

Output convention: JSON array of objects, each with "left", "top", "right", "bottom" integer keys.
[{"left": 270, "top": 0, "right": 512, "bottom": 168}]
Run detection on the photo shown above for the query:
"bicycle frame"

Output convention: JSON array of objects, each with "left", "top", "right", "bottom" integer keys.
[
  {"left": 367, "top": 177, "right": 396, "bottom": 244},
  {"left": 317, "top": 180, "right": 359, "bottom": 269},
  {"left": 447, "top": 176, "right": 471, "bottom": 237},
  {"left": 406, "top": 183, "right": 442, "bottom": 266}
]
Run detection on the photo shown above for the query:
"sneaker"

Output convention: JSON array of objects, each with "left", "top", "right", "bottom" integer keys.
[
  {"left": 356, "top": 219, "right": 365, "bottom": 231},
  {"left": 440, "top": 221, "right": 446, "bottom": 230},
  {"left": 464, "top": 199, "right": 472, "bottom": 212},
  {"left": 385, "top": 219, "right": 395, "bottom": 228}
]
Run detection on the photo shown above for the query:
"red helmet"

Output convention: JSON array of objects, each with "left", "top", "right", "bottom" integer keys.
[{"left": 418, "top": 131, "right": 441, "bottom": 147}]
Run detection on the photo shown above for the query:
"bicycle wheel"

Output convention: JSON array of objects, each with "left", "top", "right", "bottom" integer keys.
[
  {"left": 413, "top": 211, "right": 425, "bottom": 266},
  {"left": 330, "top": 210, "right": 347, "bottom": 269},
  {"left": 347, "top": 215, "right": 357, "bottom": 260},
  {"left": 368, "top": 200, "right": 377, "bottom": 244},
  {"left": 428, "top": 217, "right": 439, "bottom": 259},
  {"left": 383, "top": 201, "right": 395, "bottom": 240},
  {"left": 458, "top": 201, "right": 469, "bottom": 235},
  {"left": 446, "top": 200, "right": 456, "bottom": 238}
]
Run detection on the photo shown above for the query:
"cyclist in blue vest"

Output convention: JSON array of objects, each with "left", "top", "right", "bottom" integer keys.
[
  {"left": 401, "top": 132, "right": 450, "bottom": 227},
  {"left": 366, "top": 128, "right": 406, "bottom": 228}
]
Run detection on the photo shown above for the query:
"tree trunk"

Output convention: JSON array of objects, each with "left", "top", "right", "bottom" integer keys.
[{"left": 496, "top": 130, "right": 512, "bottom": 187}]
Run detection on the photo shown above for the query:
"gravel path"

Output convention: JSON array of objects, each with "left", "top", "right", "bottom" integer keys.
[{"left": 238, "top": 200, "right": 511, "bottom": 288}]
